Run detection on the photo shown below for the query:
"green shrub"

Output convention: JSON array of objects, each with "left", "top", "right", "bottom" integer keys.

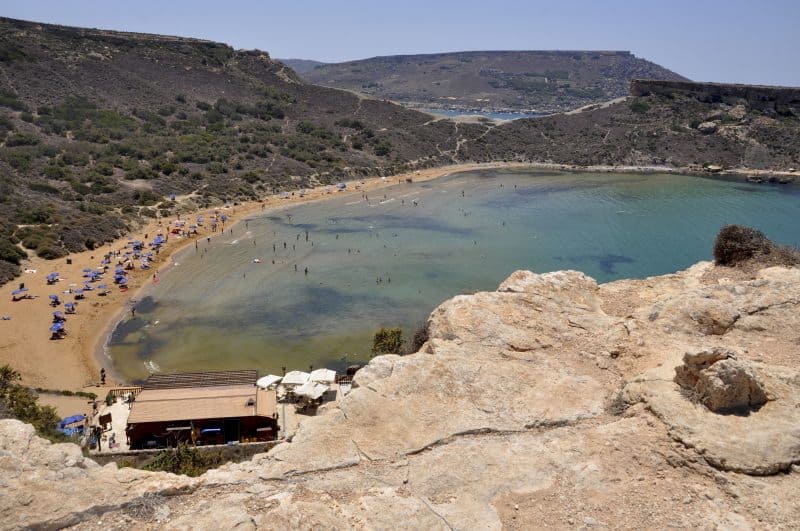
[
  {"left": 195, "top": 101, "right": 211, "bottom": 111},
  {"left": 175, "top": 93, "right": 187, "bottom": 103},
  {"left": 0, "top": 365, "right": 67, "bottom": 443},
  {"left": 372, "top": 327, "right": 404, "bottom": 355},
  {"left": 5, "top": 133, "right": 39, "bottom": 146},
  {"left": 629, "top": 100, "right": 650, "bottom": 114},
  {"left": 0, "top": 239, "right": 26, "bottom": 264},
  {"left": 143, "top": 444, "right": 227, "bottom": 477},
  {"left": 28, "top": 182, "right": 61, "bottom": 195}
]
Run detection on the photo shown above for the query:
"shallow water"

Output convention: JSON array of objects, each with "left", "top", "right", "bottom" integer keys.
[{"left": 108, "top": 170, "right": 800, "bottom": 381}]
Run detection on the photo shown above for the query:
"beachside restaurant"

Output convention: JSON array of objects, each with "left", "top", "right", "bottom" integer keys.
[{"left": 126, "top": 370, "right": 278, "bottom": 450}]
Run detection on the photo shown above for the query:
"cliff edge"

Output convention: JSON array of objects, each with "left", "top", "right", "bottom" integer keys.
[{"left": 3, "top": 262, "right": 800, "bottom": 529}]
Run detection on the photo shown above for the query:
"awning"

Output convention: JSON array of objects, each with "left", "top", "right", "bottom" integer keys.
[
  {"left": 309, "top": 368, "right": 336, "bottom": 384},
  {"left": 295, "top": 381, "right": 328, "bottom": 400},
  {"left": 281, "top": 370, "right": 310, "bottom": 386}
]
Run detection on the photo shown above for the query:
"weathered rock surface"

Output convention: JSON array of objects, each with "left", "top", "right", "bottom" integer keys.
[
  {"left": 0, "top": 419, "right": 197, "bottom": 530},
  {"left": 4, "top": 262, "right": 800, "bottom": 529},
  {"left": 674, "top": 347, "right": 769, "bottom": 413}
]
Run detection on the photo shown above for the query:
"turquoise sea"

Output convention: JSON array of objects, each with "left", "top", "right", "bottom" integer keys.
[{"left": 108, "top": 170, "right": 800, "bottom": 381}]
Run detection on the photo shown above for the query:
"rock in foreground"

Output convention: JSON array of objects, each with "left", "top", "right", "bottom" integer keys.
[{"left": 3, "top": 262, "right": 800, "bottom": 529}]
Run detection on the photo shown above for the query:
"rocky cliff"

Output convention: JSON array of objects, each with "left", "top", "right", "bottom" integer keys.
[{"left": 3, "top": 262, "right": 800, "bottom": 529}]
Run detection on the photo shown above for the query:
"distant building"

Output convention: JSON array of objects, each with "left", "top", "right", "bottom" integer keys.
[{"left": 126, "top": 370, "right": 278, "bottom": 449}]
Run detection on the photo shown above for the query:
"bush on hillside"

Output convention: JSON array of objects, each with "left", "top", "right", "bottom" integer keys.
[{"left": 713, "top": 225, "right": 772, "bottom": 265}]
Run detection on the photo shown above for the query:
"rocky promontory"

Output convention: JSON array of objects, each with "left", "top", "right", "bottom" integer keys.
[{"left": 3, "top": 262, "right": 800, "bottom": 529}]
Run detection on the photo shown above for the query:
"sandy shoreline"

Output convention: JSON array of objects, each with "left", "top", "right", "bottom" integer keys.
[{"left": 0, "top": 161, "right": 793, "bottom": 391}]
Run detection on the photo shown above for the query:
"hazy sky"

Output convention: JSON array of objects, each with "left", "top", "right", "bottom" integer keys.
[{"left": 2, "top": 0, "right": 798, "bottom": 86}]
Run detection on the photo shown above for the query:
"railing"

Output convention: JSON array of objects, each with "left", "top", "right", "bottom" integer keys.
[{"left": 107, "top": 386, "right": 143, "bottom": 399}]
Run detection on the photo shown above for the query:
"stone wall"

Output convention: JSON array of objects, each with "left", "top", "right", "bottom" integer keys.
[{"left": 630, "top": 79, "right": 800, "bottom": 115}]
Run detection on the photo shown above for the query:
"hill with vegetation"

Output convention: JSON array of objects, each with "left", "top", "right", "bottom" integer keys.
[
  {"left": 0, "top": 17, "right": 482, "bottom": 284},
  {"left": 300, "top": 50, "right": 688, "bottom": 114},
  {"left": 462, "top": 80, "right": 800, "bottom": 169}
]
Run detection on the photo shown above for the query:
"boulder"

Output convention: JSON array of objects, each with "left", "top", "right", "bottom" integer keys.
[
  {"left": 675, "top": 348, "right": 768, "bottom": 413},
  {"left": 697, "top": 121, "right": 718, "bottom": 134}
]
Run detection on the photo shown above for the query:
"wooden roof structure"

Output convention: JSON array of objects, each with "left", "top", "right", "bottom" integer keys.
[
  {"left": 127, "top": 385, "right": 276, "bottom": 424},
  {"left": 142, "top": 370, "right": 258, "bottom": 390}
]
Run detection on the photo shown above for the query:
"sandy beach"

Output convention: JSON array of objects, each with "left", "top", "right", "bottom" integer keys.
[
  {"left": 0, "top": 162, "right": 533, "bottom": 391},
  {"left": 0, "top": 160, "right": 792, "bottom": 392}
]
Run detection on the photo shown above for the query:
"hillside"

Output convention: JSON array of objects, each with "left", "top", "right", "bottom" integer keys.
[
  {"left": 462, "top": 80, "right": 800, "bottom": 169},
  {"left": 3, "top": 259, "right": 800, "bottom": 528},
  {"left": 0, "top": 17, "right": 484, "bottom": 284},
  {"left": 300, "top": 50, "right": 688, "bottom": 114}
]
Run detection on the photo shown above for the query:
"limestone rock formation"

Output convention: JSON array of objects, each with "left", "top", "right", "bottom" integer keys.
[
  {"left": 4, "top": 262, "right": 800, "bottom": 529},
  {"left": 0, "top": 419, "right": 197, "bottom": 529},
  {"left": 674, "top": 347, "right": 769, "bottom": 413}
]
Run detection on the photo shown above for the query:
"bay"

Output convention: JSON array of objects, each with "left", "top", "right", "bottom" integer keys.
[{"left": 108, "top": 169, "right": 800, "bottom": 381}]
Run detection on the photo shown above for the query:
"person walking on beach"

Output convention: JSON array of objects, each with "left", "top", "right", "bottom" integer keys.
[{"left": 100, "top": 368, "right": 106, "bottom": 385}]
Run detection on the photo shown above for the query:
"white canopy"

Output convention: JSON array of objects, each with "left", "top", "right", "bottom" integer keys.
[
  {"left": 256, "top": 374, "right": 282, "bottom": 389},
  {"left": 281, "top": 370, "right": 310, "bottom": 386},
  {"left": 295, "top": 381, "right": 329, "bottom": 400},
  {"left": 309, "top": 368, "right": 336, "bottom": 384}
]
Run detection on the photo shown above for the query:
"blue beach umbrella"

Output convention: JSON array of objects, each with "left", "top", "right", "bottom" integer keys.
[
  {"left": 12, "top": 288, "right": 28, "bottom": 295},
  {"left": 50, "top": 322, "right": 64, "bottom": 332},
  {"left": 65, "top": 302, "right": 75, "bottom": 310},
  {"left": 74, "top": 289, "right": 84, "bottom": 295},
  {"left": 47, "top": 272, "right": 59, "bottom": 281},
  {"left": 118, "top": 277, "right": 128, "bottom": 285},
  {"left": 97, "top": 284, "right": 107, "bottom": 290},
  {"left": 53, "top": 311, "right": 64, "bottom": 319},
  {"left": 48, "top": 294, "right": 59, "bottom": 301}
]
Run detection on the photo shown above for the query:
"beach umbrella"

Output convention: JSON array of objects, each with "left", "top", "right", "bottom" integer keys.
[
  {"left": 50, "top": 322, "right": 63, "bottom": 332},
  {"left": 65, "top": 302, "right": 75, "bottom": 309},
  {"left": 118, "top": 278, "right": 128, "bottom": 285},
  {"left": 47, "top": 272, "right": 59, "bottom": 281},
  {"left": 74, "top": 289, "right": 84, "bottom": 295},
  {"left": 48, "top": 294, "right": 59, "bottom": 301},
  {"left": 97, "top": 284, "right": 107, "bottom": 290},
  {"left": 11, "top": 288, "right": 28, "bottom": 295},
  {"left": 53, "top": 311, "right": 64, "bottom": 318},
  {"left": 256, "top": 375, "right": 283, "bottom": 389},
  {"left": 82, "top": 267, "right": 92, "bottom": 272}
]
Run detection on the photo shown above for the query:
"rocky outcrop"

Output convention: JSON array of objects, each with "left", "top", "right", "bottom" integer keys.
[
  {"left": 5, "top": 262, "right": 800, "bottom": 529},
  {"left": 674, "top": 348, "right": 769, "bottom": 413},
  {"left": 0, "top": 420, "right": 197, "bottom": 529}
]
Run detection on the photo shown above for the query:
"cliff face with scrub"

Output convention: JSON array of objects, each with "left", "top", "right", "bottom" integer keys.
[{"left": 3, "top": 260, "right": 800, "bottom": 529}]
